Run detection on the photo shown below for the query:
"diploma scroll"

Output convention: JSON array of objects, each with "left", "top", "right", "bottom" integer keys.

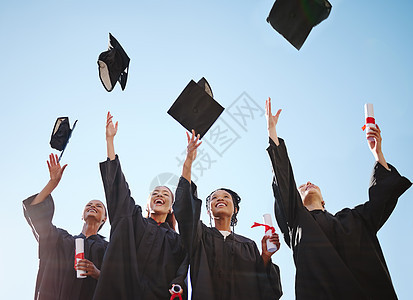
[
  {"left": 170, "top": 285, "right": 183, "bottom": 300},
  {"left": 75, "top": 238, "right": 86, "bottom": 279},
  {"left": 363, "top": 103, "right": 376, "bottom": 142},
  {"left": 263, "top": 214, "right": 278, "bottom": 253}
]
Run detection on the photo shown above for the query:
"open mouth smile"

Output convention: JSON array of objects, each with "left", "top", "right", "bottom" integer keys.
[{"left": 154, "top": 199, "right": 165, "bottom": 206}]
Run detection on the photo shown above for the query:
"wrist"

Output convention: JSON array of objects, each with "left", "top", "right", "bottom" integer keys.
[{"left": 106, "top": 136, "right": 114, "bottom": 141}]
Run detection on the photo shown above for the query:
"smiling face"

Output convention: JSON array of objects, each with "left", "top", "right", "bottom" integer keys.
[
  {"left": 208, "top": 189, "right": 236, "bottom": 222},
  {"left": 148, "top": 186, "right": 173, "bottom": 216},
  {"left": 298, "top": 181, "right": 325, "bottom": 210},
  {"left": 82, "top": 200, "right": 107, "bottom": 226}
]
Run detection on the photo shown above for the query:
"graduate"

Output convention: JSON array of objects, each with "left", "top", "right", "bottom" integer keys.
[
  {"left": 23, "top": 154, "right": 108, "bottom": 300},
  {"left": 92, "top": 112, "right": 188, "bottom": 300},
  {"left": 173, "top": 130, "right": 283, "bottom": 300},
  {"left": 265, "top": 98, "right": 412, "bottom": 299}
]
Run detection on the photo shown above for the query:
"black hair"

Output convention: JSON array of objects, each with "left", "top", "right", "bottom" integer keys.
[
  {"left": 97, "top": 201, "right": 107, "bottom": 232},
  {"left": 206, "top": 188, "right": 241, "bottom": 227}
]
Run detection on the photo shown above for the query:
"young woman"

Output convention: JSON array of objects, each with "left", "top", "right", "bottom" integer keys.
[
  {"left": 23, "top": 154, "right": 108, "bottom": 300},
  {"left": 173, "top": 130, "right": 283, "bottom": 300},
  {"left": 92, "top": 112, "right": 187, "bottom": 300}
]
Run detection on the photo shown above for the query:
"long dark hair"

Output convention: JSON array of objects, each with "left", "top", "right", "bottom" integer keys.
[{"left": 206, "top": 188, "right": 241, "bottom": 227}]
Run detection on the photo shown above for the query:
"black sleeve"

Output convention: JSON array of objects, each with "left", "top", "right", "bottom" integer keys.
[
  {"left": 267, "top": 137, "right": 303, "bottom": 247},
  {"left": 170, "top": 253, "right": 189, "bottom": 299},
  {"left": 99, "top": 155, "right": 141, "bottom": 225},
  {"left": 22, "top": 194, "right": 64, "bottom": 258},
  {"left": 255, "top": 244, "right": 283, "bottom": 299},
  {"left": 173, "top": 176, "right": 203, "bottom": 258},
  {"left": 354, "top": 162, "right": 411, "bottom": 232}
]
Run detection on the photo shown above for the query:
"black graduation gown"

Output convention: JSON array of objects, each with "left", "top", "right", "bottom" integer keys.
[
  {"left": 173, "top": 176, "right": 283, "bottom": 300},
  {"left": 267, "top": 138, "right": 412, "bottom": 300},
  {"left": 23, "top": 195, "right": 108, "bottom": 300},
  {"left": 93, "top": 156, "right": 188, "bottom": 300}
]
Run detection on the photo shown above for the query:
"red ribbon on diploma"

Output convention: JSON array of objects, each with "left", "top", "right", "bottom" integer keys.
[
  {"left": 74, "top": 252, "right": 84, "bottom": 269},
  {"left": 362, "top": 117, "right": 375, "bottom": 131},
  {"left": 170, "top": 293, "right": 182, "bottom": 300},
  {"left": 251, "top": 222, "right": 275, "bottom": 234}
]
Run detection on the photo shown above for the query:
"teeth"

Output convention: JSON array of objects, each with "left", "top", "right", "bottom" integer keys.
[{"left": 217, "top": 203, "right": 226, "bottom": 208}]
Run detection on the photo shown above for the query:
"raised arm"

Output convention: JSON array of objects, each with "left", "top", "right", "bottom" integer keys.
[
  {"left": 106, "top": 111, "right": 118, "bottom": 161},
  {"left": 366, "top": 125, "right": 389, "bottom": 170},
  {"left": 31, "top": 153, "right": 67, "bottom": 206},
  {"left": 353, "top": 124, "right": 412, "bottom": 231},
  {"left": 182, "top": 130, "right": 202, "bottom": 183},
  {"left": 266, "top": 99, "right": 303, "bottom": 247},
  {"left": 265, "top": 97, "right": 281, "bottom": 146},
  {"left": 173, "top": 130, "right": 202, "bottom": 257},
  {"left": 101, "top": 112, "right": 138, "bottom": 224}
]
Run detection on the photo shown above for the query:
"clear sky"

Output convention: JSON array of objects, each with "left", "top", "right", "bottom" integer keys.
[{"left": 1, "top": 1, "right": 412, "bottom": 299}]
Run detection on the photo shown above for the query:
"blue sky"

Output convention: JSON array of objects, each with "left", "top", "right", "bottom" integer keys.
[{"left": 1, "top": 1, "right": 412, "bottom": 299}]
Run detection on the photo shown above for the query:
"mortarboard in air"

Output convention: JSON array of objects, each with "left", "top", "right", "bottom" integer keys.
[
  {"left": 50, "top": 117, "right": 78, "bottom": 161},
  {"left": 167, "top": 77, "right": 224, "bottom": 139},
  {"left": 267, "top": 0, "right": 332, "bottom": 50},
  {"left": 98, "top": 33, "right": 130, "bottom": 92}
]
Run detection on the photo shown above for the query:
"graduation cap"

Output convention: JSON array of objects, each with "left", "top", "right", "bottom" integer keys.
[
  {"left": 50, "top": 117, "right": 77, "bottom": 161},
  {"left": 267, "top": 0, "right": 332, "bottom": 50},
  {"left": 167, "top": 77, "right": 224, "bottom": 139},
  {"left": 98, "top": 33, "right": 130, "bottom": 92}
]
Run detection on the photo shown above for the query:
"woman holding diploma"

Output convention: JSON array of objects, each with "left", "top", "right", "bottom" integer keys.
[
  {"left": 23, "top": 154, "right": 108, "bottom": 300},
  {"left": 173, "top": 130, "right": 282, "bottom": 300},
  {"left": 265, "top": 97, "right": 412, "bottom": 299},
  {"left": 92, "top": 112, "right": 188, "bottom": 300}
]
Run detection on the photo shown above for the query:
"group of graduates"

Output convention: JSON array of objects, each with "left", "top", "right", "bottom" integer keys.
[{"left": 23, "top": 99, "right": 411, "bottom": 300}]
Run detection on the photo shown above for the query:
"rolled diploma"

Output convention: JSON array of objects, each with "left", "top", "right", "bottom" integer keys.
[
  {"left": 364, "top": 103, "right": 376, "bottom": 141},
  {"left": 75, "top": 238, "right": 86, "bottom": 279},
  {"left": 263, "top": 214, "right": 277, "bottom": 253}
]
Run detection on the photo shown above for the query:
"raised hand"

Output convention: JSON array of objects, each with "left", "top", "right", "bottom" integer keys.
[
  {"left": 106, "top": 111, "right": 118, "bottom": 139},
  {"left": 31, "top": 154, "right": 68, "bottom": 205},
  {"left": 185, "top": 130, "right": 202, "bottom": 164},
  {"left": 366, "top": 125, "right": 389, "bottom": 170},
  {"left": 265, "top": 97, "right": 282, "bottom": 146},
  {"left": 182, "top": 130, "right": 202, "bottom": 182},
  {"left": 47, "top": 153, "right": 68, "bottom": 185}
]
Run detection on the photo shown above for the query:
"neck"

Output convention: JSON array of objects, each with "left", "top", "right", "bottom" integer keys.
[
  {"left": 150, "top": 213, "right": 167, "bottom": 224},
  {"left": 213, "top": 216, "right": 231, "bottom": 232},
  {"left": 303, "top": 195, "right": 324, "bottom": 212},
  {"left": 81, "top": 221, "right": 100, "bottom": 238}
]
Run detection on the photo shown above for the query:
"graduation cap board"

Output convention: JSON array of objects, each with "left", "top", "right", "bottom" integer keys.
[
  {"left": 167, "top": 78, "right": 224, "bottom": 139},
  {"left": 50, "top": 117, "right": 77, "bottom": 161},
  {"left": 98, "top": 33, "right": 130, "bottom": 92},
  {"left": 267, "top": 0, "right": 332, "bottom": 50}
]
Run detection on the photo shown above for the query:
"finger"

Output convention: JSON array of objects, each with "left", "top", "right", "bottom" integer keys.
[
  {"left": 47, "top": 159, "right": 51, "bottom": 170},
  {"left": 186, "top": 131, "right": 190, "bottom": 143},
  {"left": 275, "top": 109, "right": 282, "bottom": 118},
  {"left": 55, "top": 154, "right": 60, "bottom": 166},
  {"left": 267, "top": 97, "right": 272, "bottom": 116},
  {"left": 61, "top": 164, "right": 68, "bottom": 174},
  {"left": 191, "top": 129, "right": 196, "bottom": 142}
]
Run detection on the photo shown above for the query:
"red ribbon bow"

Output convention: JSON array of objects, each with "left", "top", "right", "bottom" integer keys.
[
  {"left": 251, "top": 222, "right": 275, "bottom": 234},
  {"left": 362, "top": 117, "right": 375, "bottom": 131},
  {"left": 170, "top": 293, "right": 183, "bottom": 300}
]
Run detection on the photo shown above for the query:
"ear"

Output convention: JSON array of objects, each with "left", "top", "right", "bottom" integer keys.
[{"left": 321, "top": 200, "right": 325, "bottom": 209}]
